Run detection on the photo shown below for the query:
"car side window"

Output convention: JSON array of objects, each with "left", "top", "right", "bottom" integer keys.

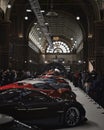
[
  {"left": 33, "top": 83, "right": 52, "bottom": 89},
  {"left": 0, "top": 90, "right": 20, "bottom": 104},
  {"left": 21, "top": 91, "right": 52, "bottom": 104}
]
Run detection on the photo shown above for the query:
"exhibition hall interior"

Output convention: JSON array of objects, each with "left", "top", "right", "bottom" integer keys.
[{"left": 0, "top": 0, "right": 104, "bottom": 130}]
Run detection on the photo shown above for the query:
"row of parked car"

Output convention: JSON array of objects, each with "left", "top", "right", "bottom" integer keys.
[{"left": 0, "top": 70, "right": 87, "bottom": 129}]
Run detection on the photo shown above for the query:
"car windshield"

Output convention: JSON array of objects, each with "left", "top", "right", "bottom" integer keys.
[
  {"left": 21, "top": 91, "right": 53, "bottom": 104},
  {"left": 0, "top": 89, "right": 22, "bottom": 104},
  {"left": 32, "top": 83, "right": 53, "bottom": 89},
  {"left": 43, "top": 78, "right": 57, "bottom": 83}
]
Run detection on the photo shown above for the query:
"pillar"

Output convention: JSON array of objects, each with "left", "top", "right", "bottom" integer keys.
[
  {"left": 0, "top": 21, "right": 10, "bottom": 69},
  {"left": 94, "top": 21, "right": 104, "bottom": 75}
]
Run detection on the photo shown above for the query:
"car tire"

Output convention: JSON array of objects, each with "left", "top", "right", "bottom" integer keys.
[{"left": 64, "top": 102, "right": 85, "bottom": 127}]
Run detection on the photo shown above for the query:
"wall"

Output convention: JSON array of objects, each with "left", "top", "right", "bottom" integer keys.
[{"left": 94, "top": 20, "right": 104, "bottom": 75}]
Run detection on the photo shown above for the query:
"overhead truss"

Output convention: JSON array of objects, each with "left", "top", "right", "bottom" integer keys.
[{"left": 28, "top": 0, "right": 53, "bottom": 47}]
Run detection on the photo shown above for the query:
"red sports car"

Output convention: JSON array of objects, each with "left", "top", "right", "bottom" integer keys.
[{"left": 0, "top": 80, "right": 76, "bottom": 101}]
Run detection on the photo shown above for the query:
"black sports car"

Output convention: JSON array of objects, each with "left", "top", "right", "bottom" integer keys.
[{"left": 0, "top": 88, "right": 87, "bottom": 128}]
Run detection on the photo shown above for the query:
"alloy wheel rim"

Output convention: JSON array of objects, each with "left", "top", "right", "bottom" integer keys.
[{"left": 65, "top": 107, "right": 80, "bottom": 126}]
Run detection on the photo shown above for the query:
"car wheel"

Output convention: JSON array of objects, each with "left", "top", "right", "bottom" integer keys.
[{"left": 65, "top": 106, "right": 80, "bottom": 127}]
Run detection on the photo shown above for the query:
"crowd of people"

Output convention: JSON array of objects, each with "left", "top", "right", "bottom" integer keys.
[
  {"left": 0, "top": 69, "right": 36, "bottom": 86},
  {"left": 67, "top": 70, "right": 104, "bottom": 108}
]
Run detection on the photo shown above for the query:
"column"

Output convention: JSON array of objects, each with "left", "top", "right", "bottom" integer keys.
[
  {"left": 0, "top": 21, "right": 10, "bottom": 69},
  {"left": 94, "top": 21, "right": 104, "bottom": 75}
]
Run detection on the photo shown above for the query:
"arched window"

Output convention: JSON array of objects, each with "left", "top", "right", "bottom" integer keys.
[{"left": 46, "top": 41, "right": 70, "bottom": 53}]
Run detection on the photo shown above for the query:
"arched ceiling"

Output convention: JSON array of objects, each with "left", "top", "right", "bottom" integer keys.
[
  {"left": 3, "top": 0, "right": 100, "bottom": 53},
  {"left": 29, "top": 11, "right": 83, "bottom": 53}
]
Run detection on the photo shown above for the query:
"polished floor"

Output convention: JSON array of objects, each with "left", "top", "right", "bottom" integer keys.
[{"left": 52, "top": 80, "right": 104, "bottom": 130}]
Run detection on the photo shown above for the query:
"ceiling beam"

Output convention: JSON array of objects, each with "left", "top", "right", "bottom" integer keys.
[{"left": 28, "top": 0, "right": 53, "bottom": 47}]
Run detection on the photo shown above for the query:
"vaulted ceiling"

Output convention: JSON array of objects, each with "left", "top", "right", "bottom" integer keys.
[{"left": 5, "top": 0, "right": 100, "bottom": 53}]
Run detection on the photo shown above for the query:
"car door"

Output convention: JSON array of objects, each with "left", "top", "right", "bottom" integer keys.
[
  {"left": 16, "top": 90, "right": 64, "bottom": 122},
  {"left": 33, "top": 83, "right": 55, "bottom": 96}
]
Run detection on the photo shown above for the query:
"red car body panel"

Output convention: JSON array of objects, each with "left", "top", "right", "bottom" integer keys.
[
  {"left": 0, "top": 83, "right": 33, "bottom": 91},
  {"left": 0, "top": 80, "right": 75, "bottom": 100}
]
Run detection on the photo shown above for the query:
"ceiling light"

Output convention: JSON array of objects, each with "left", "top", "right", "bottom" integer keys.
[
  {"left": 24, "top": 16, "right": 28, "bottom": 20},
  {"left": 39, "top": 37, "right": 41, "bottom": 40},
  {"left": 70, "top": 37, "right": 73, "bottom": 40},
  {"left": 34, "top": 22, "right": 37, "bottom": 25},
  {"left": 46, "top": 11, "right": 58, "bottom": 17},
  {"left": 78, "top": 60, "right": 82, "bottom": 63},
  {"left": 18, "top": 34, "right": 23, "bottom": 38},
  {"left": 26, "top": 9, "right": 32, "bottom": 12},
  {"left": 75, "top": 40, "right": 77, "bottom": 43},
  {"left": 45, "top": 22, "right": 49, "bottom": 25},
  {"left": 40, "top": 10, "right": 45, "bottom": 13},
  {"left": 37, "top": 27, "right": 40, "bottom": 31},
  {"left": 45, "top": 61, "right": 48, "bottom": 64},
  {"left": 29, "top": 60, "right": 32, "bottom": 63},
  {"left": 7, "top": 4, "right": 11, "bottom": 9},
  {"left": 88, "top": 34, "right": 93, "bottom": 38},
  {"left": 76, "top": 16, "right": 80, "bottom": 20}
]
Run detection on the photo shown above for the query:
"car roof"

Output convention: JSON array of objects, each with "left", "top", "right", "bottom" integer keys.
[{"left": 17, "top": 79, "right": 46, "bottom": 85}]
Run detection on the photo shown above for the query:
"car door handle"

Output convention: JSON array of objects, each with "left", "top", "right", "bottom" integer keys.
[
  {"left": 15, "top": 106, "right": 28, "bottom": 111},
  {"left": 27, "top": 107, "right": 48, "bottom": 111}
]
